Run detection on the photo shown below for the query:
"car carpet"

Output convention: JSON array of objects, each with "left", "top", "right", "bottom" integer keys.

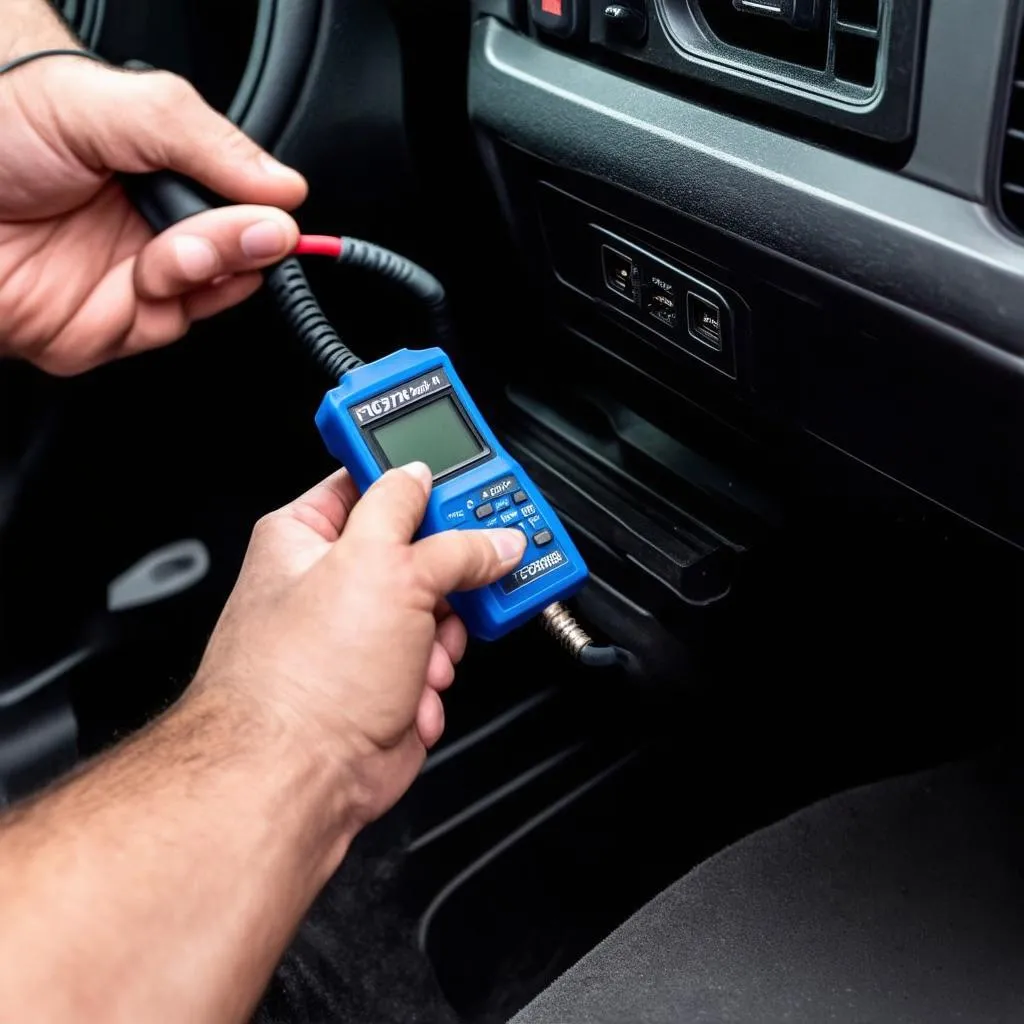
[{"left": 253, "top": 834, "right": 460, "bottom": 1024}]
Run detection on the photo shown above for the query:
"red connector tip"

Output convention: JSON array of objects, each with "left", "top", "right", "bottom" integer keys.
[{"left": 294, "top": 235, "right": 343, "bottom": 258}]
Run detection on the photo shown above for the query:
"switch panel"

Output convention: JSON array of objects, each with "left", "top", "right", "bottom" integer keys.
[{"left": 591, "top": 225, "right": 738, "bottom": 378}]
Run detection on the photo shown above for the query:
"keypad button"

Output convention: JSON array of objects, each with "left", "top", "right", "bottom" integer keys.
[
  {"left": 475, "top": 503, "right": 494, "bottom": 520},
  {"left": 534, "top": 529, "right": 554, "bottom": 547},
  {"left": 512, "top": 490, "right": 529, "bottom": 505}
]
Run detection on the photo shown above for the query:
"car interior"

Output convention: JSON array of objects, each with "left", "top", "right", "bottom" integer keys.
[{"left": 3, "top": 0, "right": 1024, "bottom": 1020}]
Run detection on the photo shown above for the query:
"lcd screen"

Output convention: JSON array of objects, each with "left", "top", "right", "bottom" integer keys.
[{"left": 371, "top": 397, "right": 484, "bottom": 477}]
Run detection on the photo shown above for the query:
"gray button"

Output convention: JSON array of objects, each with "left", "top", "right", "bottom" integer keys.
[
  {"left": 534, "top": 529, "right": 554, "bottom": 547},
  {"left": 513, "top": 490, "right": 529, "bottom": 504},
  {"left": 475, "top": 503, "right": 494, "bottom": 520}
]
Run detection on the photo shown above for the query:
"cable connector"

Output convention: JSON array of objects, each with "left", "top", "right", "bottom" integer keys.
[
  {"left": 542, "top": 602, "right": 594, "bottom": 657},
  {"left": 541, "top": 602, "right": 641, "bottom": 674}
]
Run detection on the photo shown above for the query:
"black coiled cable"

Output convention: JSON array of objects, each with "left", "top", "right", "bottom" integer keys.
[
  {"left": 265, "top": 259, "right": 363, "bottom": 380},
  {"left": 338, "top": 238, "right": 455, "bottom": 349}
]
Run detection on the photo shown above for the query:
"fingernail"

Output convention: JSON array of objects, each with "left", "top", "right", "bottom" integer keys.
[
  {"left": 488, "top": 529, "right": 528, "bottom": 565},
  {"left": 240, "top": 220, "right": 289, "bottom": 260},
  {"left": 259, "top": 152, "right": 302, "bottom": 180},
  {"left": 399, "top": 461, "right": 433, "bottom": 496},
  {"left": 173, "top": 235, "right": 219, "bottom": 281}
]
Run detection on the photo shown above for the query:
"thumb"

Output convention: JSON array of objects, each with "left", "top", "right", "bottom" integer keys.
[
  {"left": 60, "top": 64, "right": 307, "bottom": 208},
  {"left": 413, "top": 528, "right": 527, "bottom": 596}
]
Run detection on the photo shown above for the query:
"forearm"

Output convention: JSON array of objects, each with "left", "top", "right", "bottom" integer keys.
[
  {"left": 2, "top": 0, "right": 80, "bottom": 59},
  {"left": 0, "top": 687, "right": 357, "bottom": 1023}
]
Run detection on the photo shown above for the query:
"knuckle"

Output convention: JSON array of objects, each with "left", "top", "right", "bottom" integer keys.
[
  {"left": 392, "top": 546, "right": 426, "bottom": 591},
  {"left": 215, "top": 121, "right": 260, "bottom": 161},
  {"left": 153, "top": 71, "right": 196, "bottom": 105},
  {"left": 142, "top": 72, "right": 199, "bottom": 127},
  {"left": 250, "top": 511, "right": 282, "bottom": 544}
]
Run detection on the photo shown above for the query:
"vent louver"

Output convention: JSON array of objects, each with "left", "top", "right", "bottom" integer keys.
[
  {"left": 647, "top": 0, "right": 923, "bottom": 142},
  {"left": 695, "top": 0, "right": 882, "bottom": 93},
  {"left": 999, "top": 25, "right": 1024, "bottom": 233}
]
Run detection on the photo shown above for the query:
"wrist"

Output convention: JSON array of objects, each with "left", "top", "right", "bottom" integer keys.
[
  {"left": 175, "top": 681, "right": 365, "bottom": 878},
  {"left": 2, "top": 0, "right": 81, "bottom": 63}
]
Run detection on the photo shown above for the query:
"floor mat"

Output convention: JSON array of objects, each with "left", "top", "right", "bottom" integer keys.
[{"left": 253, "top": 833, "right": 459, "bottom": 1024}]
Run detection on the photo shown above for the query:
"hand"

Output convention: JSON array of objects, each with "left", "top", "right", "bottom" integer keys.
[
  {"left": 0, "top": 53, "right": 307, "bottom": 375},
  {"left": 189, "top": 464, "right": 528, "bottom": 828}
]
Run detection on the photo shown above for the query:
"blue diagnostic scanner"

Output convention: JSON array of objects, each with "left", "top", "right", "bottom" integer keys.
[{"left": 316, "top": 348, "right": 588, "bottom": 640}]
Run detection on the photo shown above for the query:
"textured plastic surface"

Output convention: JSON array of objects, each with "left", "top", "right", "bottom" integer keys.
[
  {"left": 903, "top": 0, "right": 1017, "bottom": 201},
  {"left": 316, "top": 349, "right": 588, "bottom": 641}
]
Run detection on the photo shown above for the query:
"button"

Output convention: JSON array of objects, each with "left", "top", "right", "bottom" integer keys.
[
  {"left": 475, "top": 503, "right": 494, "bottom": 520},
  {"left": 534, "top": 529, "right": 554, "bottom": 547},
  {"left": 603, "top": 1, "right": 647, "bottom": 43},
  {"left": 529, "top": 0, "right": 579, "bottom": 37},
  {"left": 645, "top": 272, "right": 680, "bottom": 332},
  {"left": 602, "top": 246, "right": 638, "bottom": 303},
  {"left": 687, "top": 293, "right": 723, "bottom": 351},
  {"left": 512, "top": 490, "right": 529, "bottom": 505}
]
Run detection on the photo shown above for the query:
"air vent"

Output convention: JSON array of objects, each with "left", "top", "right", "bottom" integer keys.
[
  {"left": 639, "top": 0, "right": 926, "bottom": 142},
  {"left": 998, "top": 24, "right": 1024, "bottom": 233},
  {"left": 688, "top": 0, "right": 882, "bottom": 95}
]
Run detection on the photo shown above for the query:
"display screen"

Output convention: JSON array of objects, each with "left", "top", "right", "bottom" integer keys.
[{"left": 371, "top": 396, "right": 484, "bottom": 477}]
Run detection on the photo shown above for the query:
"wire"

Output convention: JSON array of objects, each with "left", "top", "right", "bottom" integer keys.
[
  {"left": 292, "top": 235, "right": 456, "bottom": 347},
  {"left": 0, "top": 48, "right": 105, "bottom": 76},
  {"left": 294, "top": 235, "right": 343, "bottom": 258},
  {"left": 265, "top": 259, "right": 363, "bottom": 380}
]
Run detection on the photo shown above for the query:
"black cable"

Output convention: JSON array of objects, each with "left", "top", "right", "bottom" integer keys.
[
  {"left": 339, "top": 238, "right": 456, "bottom": 348},
  {"left": 0, "top": 48, "right": 105, "bottom": 77},
  {"left": 579, "top": 644, "right": 642, "bottom": 675},
  {"left": 265, "top": 260, "right": 364, "bottom": 380}
]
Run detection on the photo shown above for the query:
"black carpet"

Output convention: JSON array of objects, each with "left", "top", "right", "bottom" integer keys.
[{"left": 254, "top": 835, "right": 459, "bottom": 1024}]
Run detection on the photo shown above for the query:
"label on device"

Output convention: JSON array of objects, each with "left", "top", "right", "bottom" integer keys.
[
  {"left": 501, "top": 548, "right": 568, "bottom": 593},
  {"left": 350, "top": 369, "right": 452, "bottom": 426},
  {"left": 480, "top": 475, "right": 518, "bottom": 502}
]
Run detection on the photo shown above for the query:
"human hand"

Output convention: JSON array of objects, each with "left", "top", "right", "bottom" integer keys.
[
  {"left": 189, "top": 464, "right": 528, "bottom": 828},
  {"left": 0, "top": 49, "right": 307, "bottom": 375}
]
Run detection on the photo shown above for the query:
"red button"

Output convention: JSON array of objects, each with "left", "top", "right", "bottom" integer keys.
[{"left": 530, "top": 0, "right": 577, "bottom": 36}]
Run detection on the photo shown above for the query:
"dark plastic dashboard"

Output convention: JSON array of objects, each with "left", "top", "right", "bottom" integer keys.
[{"left": 467, "top": 1, "right": 1024, "bottom": 562}]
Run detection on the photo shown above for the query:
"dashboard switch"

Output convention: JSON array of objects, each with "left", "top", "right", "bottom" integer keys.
[
  {"left": 602, "top": 245, "right": 638, "bottom": 302},
  {"left": 603, "top": 1, "right": 647, "bottom": 44},
  {"left": 530, "top": 0, "right": 579, "bottom": 37},
  {"left": 688, "top": 293, "right": 723, "bottom": 351}
]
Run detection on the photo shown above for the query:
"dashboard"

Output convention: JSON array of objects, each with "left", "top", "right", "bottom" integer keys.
[{"left": 461, "top": 0, "right": 1024, "bottom": 660}]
